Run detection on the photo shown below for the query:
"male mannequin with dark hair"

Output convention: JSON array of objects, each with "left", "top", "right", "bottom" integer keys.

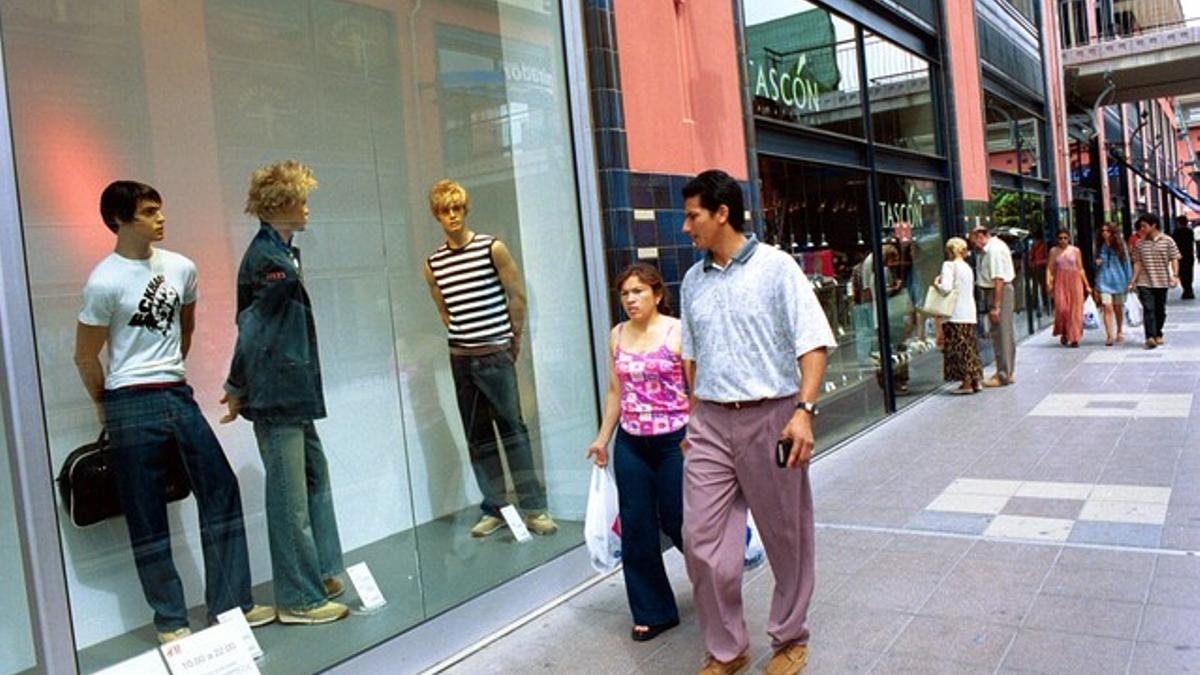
[{"left": 75, "top": 180, "right": 273, "bottom": 643}]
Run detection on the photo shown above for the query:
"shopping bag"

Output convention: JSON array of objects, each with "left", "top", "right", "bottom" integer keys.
[
  {"left": 1082, "top": 296, "right": 1100, "bottom": 330},
  {"left": 744, "top": 512, "right": 766, "bottom": 571},
  {"left": 584, "top": 464, "right": 622, "bottom": 573},
  {"left": 1125, "top": 294, "right": 1144, "bottom": 327}
]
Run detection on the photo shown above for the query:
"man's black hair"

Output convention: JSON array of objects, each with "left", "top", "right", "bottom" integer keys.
[
  {"left": 99, "top": 180, "right": 162, "bottom": 234},
  {"left": 681, "top": 169, "right": 745, "bottom": 232},
  {"left": 1135, "top": 212, "right": 1160, "bottom": 229},
  {"left": 1176, "top": 215, "right": 1190, "bottom": 227}
]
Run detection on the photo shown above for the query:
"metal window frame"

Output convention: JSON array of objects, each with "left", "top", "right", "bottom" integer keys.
[{"left": 0, "top": 13, "right": 79, "bottom": 675}]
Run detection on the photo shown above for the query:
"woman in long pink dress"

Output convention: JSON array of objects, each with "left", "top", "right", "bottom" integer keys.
[{"left": 1046, "top": 229, "right": 1093, "bottom": 347}]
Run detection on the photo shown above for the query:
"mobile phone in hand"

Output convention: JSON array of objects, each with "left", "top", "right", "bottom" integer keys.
[{"left": 775, "top": 439, "right": 792, "bottom": 468}]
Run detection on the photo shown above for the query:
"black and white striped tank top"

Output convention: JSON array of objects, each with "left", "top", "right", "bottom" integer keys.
[{"left": 427, "top": 234, "right": 514, "bottom": 348}]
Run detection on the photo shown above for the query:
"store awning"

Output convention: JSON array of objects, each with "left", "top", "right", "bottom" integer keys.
[{"left": 1164, "top": 181, "right": 1200, "bottom": 212}]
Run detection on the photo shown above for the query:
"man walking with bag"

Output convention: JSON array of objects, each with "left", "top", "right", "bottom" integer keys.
[
  {"left": 1128, "top": 213, "right": 1181, "bottom": 348},
  {"left": 678, "top": 170, "right": 835, "bottom": 675}
]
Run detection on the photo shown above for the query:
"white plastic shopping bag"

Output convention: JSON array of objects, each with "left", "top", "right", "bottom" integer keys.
[
  {"left": 1125, "top": 294, "right": 1144, "bottom": 327},
  {"left": 744, "top": 511, "right": 766, "bottom": 571},
  {"left": 1082, "top": 296, "right": 1100, "bottom": 330},
  {"left": 584, "top": 464, "right": 622, "bottom": 573}
]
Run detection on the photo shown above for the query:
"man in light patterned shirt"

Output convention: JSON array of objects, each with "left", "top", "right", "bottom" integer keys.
[{"left": 678, "top": 170, "right": 836, "bottom": 675}]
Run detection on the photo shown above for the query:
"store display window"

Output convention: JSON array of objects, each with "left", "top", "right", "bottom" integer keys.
[{"left": 0, "top": 0, "right": 596, "bottom": 671}]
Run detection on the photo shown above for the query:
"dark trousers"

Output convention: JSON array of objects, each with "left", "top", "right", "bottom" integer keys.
[
  {"left": 1181, "top": 258, "right": 1195, "bottom": 299},
  {"left": 104, "top": 384, "right": 252, "bottom": 631},
  {"left": 1137, "top": 286, "right": 1169, "bottom": 341},
  {"left": 613, "top": 427, "right": 685, "bottom": 626},
  {"left": 450, "top": 350, "right": 546, "bottom": 516}
]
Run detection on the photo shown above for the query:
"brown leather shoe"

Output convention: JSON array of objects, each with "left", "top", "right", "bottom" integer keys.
[
  {"left": 981, "top": 375, "right": 1006, "bottom": 388},
  {"left": 766, "top": 643, "right": 809, "bottom": 675},
  {"left": 696, "top": 652, "right": 749, "bottom": 675}
]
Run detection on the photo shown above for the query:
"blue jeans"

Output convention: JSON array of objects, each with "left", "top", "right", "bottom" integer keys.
[
  {"left": 104, "top": 384, "right": 253, "bottom": 631},
  {"left": 613, "top": 427, "right": 685, "bottom": 626},
  {"left": 253, "top": 421, "right": 344, "bottom": 610},
  {"left": 450, "top": 350, "right": 547, "bottom": 516}
]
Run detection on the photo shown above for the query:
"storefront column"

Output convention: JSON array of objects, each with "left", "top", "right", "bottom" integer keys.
[{"left": 942, "top": 0, "right": 990, "bottom": 228}]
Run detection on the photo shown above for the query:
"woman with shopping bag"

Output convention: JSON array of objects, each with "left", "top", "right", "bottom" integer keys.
[
  {"left": 1047, "top": 229, "right": 1092, "bottom": 348},
  {"left": 1094, "top": 222, "right": 1133, "bottom": 346},
  {"left": 586, "top": 263, "right": 689, "bottom": 642},
  {"left": 934, "top": 237, "right": 984, "bottom": 394}
]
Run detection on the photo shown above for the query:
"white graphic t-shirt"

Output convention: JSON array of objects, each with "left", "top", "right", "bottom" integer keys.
[{"left": 78, "top": 248, "right": 198, "bottom": 390}]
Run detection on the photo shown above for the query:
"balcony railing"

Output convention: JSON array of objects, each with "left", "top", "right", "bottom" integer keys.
[{"left": 1061, "top": 0, "right": 1194, "bottom": 47}]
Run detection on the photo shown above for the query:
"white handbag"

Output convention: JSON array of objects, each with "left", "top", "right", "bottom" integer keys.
[{"left": 922, "top": 278, "right": 957, "bottom": 318}]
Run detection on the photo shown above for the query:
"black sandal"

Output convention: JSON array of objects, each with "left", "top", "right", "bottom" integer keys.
[{"left": 631, "top": 618, "right": 680, "bottom": 642}]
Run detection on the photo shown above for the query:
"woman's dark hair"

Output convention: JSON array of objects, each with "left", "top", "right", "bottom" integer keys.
[
  {"left": 614, "top": 263, "right": 671, "bottom": 315},
  {"left": 99, "top": 180, "right": 161, "bottom": 234},
  {"left": 681, "top": 169, "right": 746, "bottom": 232},
  {"left": 99, "top": 180, "right": 162, "bottom": 233},
  {"left": 1098, "top": 222, "right": 1127, "bottom": 261}
]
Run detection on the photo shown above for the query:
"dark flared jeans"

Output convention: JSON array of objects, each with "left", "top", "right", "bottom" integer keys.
[
  {"left": 613, "top": 426, "right": 685, "bottom": 627},
  {"left": 450, "top": 350, "right": 546, "bottom": 516},
  {"left": 104, "top": 384, "right": 253, "bottom": 631},
  {"left": 1137, "top": 286, "right": 1169, "bottom": 341}
]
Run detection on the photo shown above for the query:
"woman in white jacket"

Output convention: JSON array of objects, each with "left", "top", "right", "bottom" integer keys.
[{"left": 935, "top": 237, "right": 983, "bottom": 394}]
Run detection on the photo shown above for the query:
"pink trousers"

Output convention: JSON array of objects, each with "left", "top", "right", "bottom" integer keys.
[{"left": 683, "top": 398, "right": 815, "bottom": 661}]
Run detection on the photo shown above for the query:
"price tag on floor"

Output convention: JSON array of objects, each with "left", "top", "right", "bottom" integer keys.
[
  {"left": 346, "top": 562, "right": 387, "bottom": 610},
  {"left": 159, "top": 622, "right": 259, "bottom": 675},
  {"left": 216, "top": 608, "right": 264, "bottom": 660},
  {"left": 499, "top": 505, "right": 533, "bottom": 542}
]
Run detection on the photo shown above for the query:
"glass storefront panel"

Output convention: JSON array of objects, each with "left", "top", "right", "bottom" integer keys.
[
  {"left": 759, "top": 155, "right": 887, "bottom": 449},
  {"left": 864, "top": 33, "right": 939, "bottom": 156},
  {"left": 0, "top": 0, "right": 595, "bottom": 671},
  {"left": 990, "top": 188, "right": 1050, "bottom": 340},
  {"left": 986, "top": 97, "right": 1043, "bottom": 179},
  {"left": 0, "top": 406, "right": 37, "bottom": 674},
  {"left": 744, "top": 1, "right": 864, "bottom": 139},
  {"left": 877, "top": 175, "right": 945, "bottom": 406}
]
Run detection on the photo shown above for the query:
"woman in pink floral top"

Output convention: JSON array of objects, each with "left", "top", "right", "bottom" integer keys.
[{"left": 587, "top": 263, "right": 689, "bottom": 643}]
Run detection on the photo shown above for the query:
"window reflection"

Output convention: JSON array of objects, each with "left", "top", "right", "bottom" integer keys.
[
  {"left": 987, "top": 97, "right": 1044, "bottom": 178},
  {"left": 745, "top": 2, "right": 864, "bottom": 138},
  {"left": 759, "top": 155, "right": 886, "bottom": 448},
  {"left": 864, "top": 33, "right": 939, "bottom": 155}
]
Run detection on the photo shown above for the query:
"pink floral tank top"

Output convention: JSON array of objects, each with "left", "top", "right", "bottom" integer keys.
[{"left": 614, "top": 322, "right": 689, "bottom": 436}]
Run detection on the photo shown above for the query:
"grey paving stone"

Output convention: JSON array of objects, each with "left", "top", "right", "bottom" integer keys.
[
  {"left": 1166, "top": 504, "right": 1200, "bottom": 529},
  {"left": 904, "top": 510, "right": 992, "bottom": 535},
  {"left": 920, "top": 580, "right": 1038, "bottom": 626},
  {"left": 1162, "top": 526, "right": 1200, "bottom": 550},
  {"left": 1156, "top": 553, "right": 1200, "bottom": 579},
  {"left": 1147, "top": 574, "right": 1200, "bottom": 609},
  {"left": 807, "top": 603, "right": 911, "bottom": 654},
  {"left": 1068, "top": 521, "right": 1163, "bottom": 548},
  {"left": 1041, "top": 561, "right": 1152, "bottom": 603},
  {"left": 1023, "top": 594, "right": 1142, "bottom": 639},
  {"left": 1001, "top": 497, "right": 1085, "bottom": 520},
  {"left": 946, "top": 556, "right": 1055, "bottom": 589},
  {"left": 799, "top": 647, "right": 877, "bottom": 674},
  {"left": 871, "top": 652, "right": 994, "bottom": 674},
  {"left": 885, "top": 615, "right": 1015, "bottom": 667},
  {"left": 1138, "top": 605, "right": 1200, "bottom": 646},
  {"left": 962, "top": 539, "right": 1062, "bottom": 567},
  {"left": 824, "top": 566, "right": 942, "bottom": 613},
  {"left": 1055, "top": 546, "right": 1156, "bottom": 574},
  {"left": 1001, "top": 628, "right": 1133, "bottom": 674},
  {"left": 1128, "top": 641, "right": 1200, "bottom": 674}
]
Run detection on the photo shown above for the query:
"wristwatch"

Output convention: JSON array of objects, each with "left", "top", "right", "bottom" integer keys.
[{"left": 795, "top": 401, "right": 819, "bottom": 416}]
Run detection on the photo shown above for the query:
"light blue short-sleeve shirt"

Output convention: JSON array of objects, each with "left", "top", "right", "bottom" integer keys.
[{"left": 681, "top": 234, "right": 837, "bottom": 403}]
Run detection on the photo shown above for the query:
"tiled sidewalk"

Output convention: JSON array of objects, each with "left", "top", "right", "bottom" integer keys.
[{"left": 441, "top": 294, "right": 1200, "bottom": 674}]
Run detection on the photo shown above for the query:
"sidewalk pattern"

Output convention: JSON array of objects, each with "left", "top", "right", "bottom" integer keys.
[{"left": 443, "top": 291, "right": 1200, "bottom": 674}]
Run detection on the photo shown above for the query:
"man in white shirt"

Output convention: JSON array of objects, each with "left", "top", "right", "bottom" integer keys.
[
  {"left": 971, "top": 224, "right": 1016, "bottom": 386},
  {"left": 74, "top": 180, "right": 273, "bottom": 643}
]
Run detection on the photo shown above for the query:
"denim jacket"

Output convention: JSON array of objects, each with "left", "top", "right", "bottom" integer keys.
[
  {"left": 1095, "top": 244, "right": 1132, "bottom": 294},
  {"left": 224, "top": 223, "right": 326, "bottom": 422}
]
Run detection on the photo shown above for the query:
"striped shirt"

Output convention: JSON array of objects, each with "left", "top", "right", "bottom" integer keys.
[
  {"left": 428, "top": 234, "right": 514, "bottom": 348},
  {"left": 1132, "top": 234, "right": 1181, "bottom": 288}
]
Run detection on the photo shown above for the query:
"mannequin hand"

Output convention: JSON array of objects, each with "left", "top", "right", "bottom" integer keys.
[
  {"left": 219, "top": 392, "right": 242, "bottom": 424},
  {"left": 585, "top": 440, "right": 608, "bottom": 467}
]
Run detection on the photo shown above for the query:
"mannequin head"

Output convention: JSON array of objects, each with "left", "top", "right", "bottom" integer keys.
[
  {"left": 100, "top": 180, "right": 163, "bottom": 236},
  {"left": 429, "top": 179, "right": 471, "bottom": 239},
  {"left": 245, "top": 160, "right": 318, "bottom": 232}
]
